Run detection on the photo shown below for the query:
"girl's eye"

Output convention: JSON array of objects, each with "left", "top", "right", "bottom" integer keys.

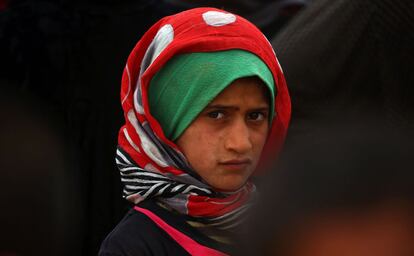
[
  {"left": 208, "top": 111, "right": 225, "bottom": 119},
  {"left": 248, "top": 112, "right": 265, "bottom": 121}
]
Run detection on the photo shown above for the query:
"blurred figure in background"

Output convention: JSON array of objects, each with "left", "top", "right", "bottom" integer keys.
[
  {"left": 240, "top": 122, "right": 414, "bottom": 256},
  {"left": 0, "top": 88, "right": 83, "bottom": 256},
  {"left": 272, "top": 0, "right": 414, "bottom": 134},
  {"left": 246, "top": 0, "right": 414, "bottom": 255}
]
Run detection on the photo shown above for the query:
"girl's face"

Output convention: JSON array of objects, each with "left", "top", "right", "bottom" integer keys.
[{"left": 176, "top": 77, "right": 270, "bottom": 191}]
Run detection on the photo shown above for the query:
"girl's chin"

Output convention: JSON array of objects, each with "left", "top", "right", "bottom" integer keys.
[{"left": 208, "top": 176, "right": 249, "bottom": 192}]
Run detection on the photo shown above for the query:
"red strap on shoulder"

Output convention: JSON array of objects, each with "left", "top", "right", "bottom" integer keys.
[{"left": 134, "top": 206, "right": 229, "bottom": 256}]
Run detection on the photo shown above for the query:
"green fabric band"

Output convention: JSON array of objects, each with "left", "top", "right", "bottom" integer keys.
[{"left": 148, "top": 50, "right": 275, "bottom": 141}]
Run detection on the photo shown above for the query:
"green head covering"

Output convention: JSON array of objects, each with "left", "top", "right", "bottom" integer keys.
[{"left": 149, "top": 49, "right": 275, "bottom": 141}]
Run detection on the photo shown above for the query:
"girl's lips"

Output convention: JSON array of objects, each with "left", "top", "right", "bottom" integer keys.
[{"left": 219, "top": 159, "right": 252, "bottom": 171}]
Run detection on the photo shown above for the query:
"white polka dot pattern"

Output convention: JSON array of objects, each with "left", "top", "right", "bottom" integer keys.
[
  {"left": 123, "top": 127, "right": 140, "bottom": 153},
  {"left": 133, "top": 86, "right": 145, "bottom": 114},
  {"left": 202, "top": 11, "right": 236, "bottom": 27},
  {"left": 133, "top": 24, "right": 174, "bottom": 115},
  {"left": 149, "top": 24, "right": 174, "bottom": 65},
  {"left": 127, "top": 110, "right": 168, "bottom": 167}
]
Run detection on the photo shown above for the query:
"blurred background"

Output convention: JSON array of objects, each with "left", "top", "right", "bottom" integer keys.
[
  {"left": 1, "top": 0, "right": 413, "bottom": 255},
  {"left": 0, "top": 0, "right": 308, "bottom": 255}
]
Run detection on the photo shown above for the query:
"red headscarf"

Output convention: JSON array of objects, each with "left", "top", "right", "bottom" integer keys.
[{"left": 116, "top": 7, "right": 290, "bottom": 228}]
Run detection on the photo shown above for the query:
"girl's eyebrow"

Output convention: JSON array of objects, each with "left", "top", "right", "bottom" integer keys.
[
  {"left": 205, "top": 104, "right": 237, "bottom": 110},
  {"left": 250, "top": 107, "right": 270, "bottom": 112},
  {"left": 205, "top": 104, "right": 269, "bottom": 111}
]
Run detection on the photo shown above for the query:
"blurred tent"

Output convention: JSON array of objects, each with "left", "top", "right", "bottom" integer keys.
[{"left": 272, "top": 0, "right": 414, "bottom": 134}]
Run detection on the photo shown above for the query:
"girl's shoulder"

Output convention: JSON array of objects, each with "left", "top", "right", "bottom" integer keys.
[{"left": 98, "top": 202, "right": 190, "bottom": 256}]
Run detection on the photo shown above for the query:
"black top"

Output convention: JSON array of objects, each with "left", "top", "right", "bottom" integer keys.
[{"left": 99, "top": 200, "right": 232, "bottom": 256}]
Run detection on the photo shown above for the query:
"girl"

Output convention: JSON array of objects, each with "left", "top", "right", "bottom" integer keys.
[{"left": 99, "top": 7, "right": 290, "bottom": 256}]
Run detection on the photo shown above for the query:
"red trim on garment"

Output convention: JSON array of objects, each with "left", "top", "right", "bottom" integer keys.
[{"left": 134, "top": 206, "right": 229, "bottom": 256}]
